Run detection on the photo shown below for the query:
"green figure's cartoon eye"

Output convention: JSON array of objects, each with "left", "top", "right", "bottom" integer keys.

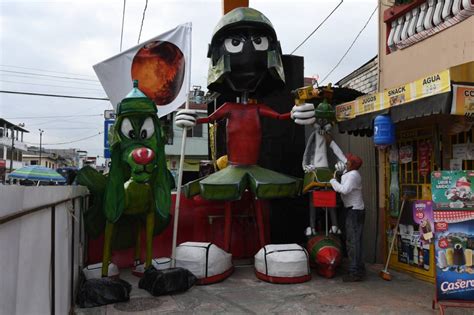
[
  {"left": 140, "top": 117, "right": 155, "bottom": 140},
  {"left": 121, "top": 118, "right": 136, "bottom": 139}
]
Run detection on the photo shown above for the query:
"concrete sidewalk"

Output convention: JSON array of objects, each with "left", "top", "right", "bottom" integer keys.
[{"left": 75, "top": 264, "right": 466, "bottom": 314}]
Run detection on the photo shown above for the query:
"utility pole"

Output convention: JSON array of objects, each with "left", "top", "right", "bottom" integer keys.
[
  {"left": 39, "top": 129, "right": 44, "bottom": 166},
  {"left": 9, "top": 127, "right": 14, "bottom": 172}
]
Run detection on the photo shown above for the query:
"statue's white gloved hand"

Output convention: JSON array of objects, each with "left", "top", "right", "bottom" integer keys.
[
  {"left": 303, "top": 164, "right": 316, "bottom": 173},
  {"left": 175, "top": 109, "right": 197, "bottom": 128},
  {"left": 335, "top": 161, "right": 346, "bottom": 173},
  {"left": 317, "top": 123, "right": 332, "bottom": 135},
  {"left": 323, "top": 123, "right": 332, "bottom": 134},
  {"left": 291, "top": 103, "right": 315, "bottom": 125}
]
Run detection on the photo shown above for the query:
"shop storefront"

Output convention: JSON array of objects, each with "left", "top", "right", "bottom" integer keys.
[{"left": 336, "top": 61, "right": 474, "bottom": 283}]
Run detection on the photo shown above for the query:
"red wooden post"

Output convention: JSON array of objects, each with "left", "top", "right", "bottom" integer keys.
[
  {"left": 224, "top": 201, "right": 233, "bottom": 252},
  {"left": 255, "top": 199, "right": 267, "bottom": 248}
]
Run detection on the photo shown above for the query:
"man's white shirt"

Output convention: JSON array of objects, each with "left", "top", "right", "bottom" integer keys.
[{"left": 330, "top": 170, "right": 365, "bottom": 210}]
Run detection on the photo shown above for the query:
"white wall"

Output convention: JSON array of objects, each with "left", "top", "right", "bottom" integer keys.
[
  {"left": 0, "top": 186, "right": 87, "bottom": 315},
  {"left": 165, "top": 112, "right": 209, "bottom": 157}
]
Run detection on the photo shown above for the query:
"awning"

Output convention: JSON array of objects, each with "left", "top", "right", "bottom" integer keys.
[
  {"left": 339, "top": 92, "right": 452, "bottom": 136},
  {"left": 335, "top": 63, "right": 474, "bottom": 136}
]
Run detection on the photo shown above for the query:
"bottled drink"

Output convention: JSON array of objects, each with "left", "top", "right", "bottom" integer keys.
[
  {"left": 418, "top": 243, "right": 424, "bottom": 268},
  {"left": 423, "top": 244, "right": 430, "bottom": 270},
  {"left": 413, "top": 245, "right": 419, "bottom": 265},
  {"left": 389, "top": 163, "right": 400, "bottom": 218}
]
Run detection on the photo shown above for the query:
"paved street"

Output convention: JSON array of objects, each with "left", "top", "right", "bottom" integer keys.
[{"left": 75, "top": 263, "right": 469, "bottom": 314}]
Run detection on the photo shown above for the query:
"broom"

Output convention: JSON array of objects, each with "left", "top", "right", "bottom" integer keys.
[{"left": 380, "top": 196, "right": 407, "bottom": 281}]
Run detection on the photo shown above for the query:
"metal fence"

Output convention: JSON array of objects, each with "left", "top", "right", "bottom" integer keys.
[{"left": 0, "top": 187, "right": 89, "bottom": 315}]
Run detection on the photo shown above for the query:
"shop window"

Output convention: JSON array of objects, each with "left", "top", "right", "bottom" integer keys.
[
  {"left": 31, "top": 160, "right": 38, "bottom": 165},
  {"left": 384, "top": 126, "right": 438, "bottom": 279},
  {"left": 450, "top": 128, "right": 474, "bottom": 170},
  {"left": 385, "top": 127, "right": 438, "bottom": 201},
  {"left": 186, "top": 123, "right": 203, "bottom": 138}
]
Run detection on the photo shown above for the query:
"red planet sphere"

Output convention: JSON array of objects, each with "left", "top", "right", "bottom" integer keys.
[{"left": 131, "top": 41, "right": 185, "bottom": 105}]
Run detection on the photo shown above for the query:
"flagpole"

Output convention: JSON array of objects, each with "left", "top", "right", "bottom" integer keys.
[
  {"left": 171, "top": 23, "right": 192, "bottom": 268},
  {"left": 171, "top": 96, "right": 189, "bottom": 268}
]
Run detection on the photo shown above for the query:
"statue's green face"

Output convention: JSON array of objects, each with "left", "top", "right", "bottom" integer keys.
[
  {"left": 314, "top": 100, "right": 336, "bottom": 128},
  {"left": 117, "top": 114, "right": 160, "bottom": 183}
]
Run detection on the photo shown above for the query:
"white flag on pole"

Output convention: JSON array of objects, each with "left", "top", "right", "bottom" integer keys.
[{"left": 94, "top": 23, "right": 192, "bottom": 117}]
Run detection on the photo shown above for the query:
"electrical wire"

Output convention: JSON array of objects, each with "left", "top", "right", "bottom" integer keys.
[
  {"left": 0, "top": 90, "right": 109, "bottom": 101},
  {"left": 0, "top": 80, "right": 104, "bottom": 91},
  {"left": 3, "top": 73, "right": 102, "bottom": 86},
  {"left": 24, "top": 132, "right": 103, "bottom": 146},
  {"left": 0, "top": 70, "right": 100, "bottom": 82},
  {"left": 290, "top": 0, "right": 344, "bottom": 55},
  {"left": 39, "top": 127, "right": 99, "bottom": 130},
  {"left": 5, "top": 114, "right": 102, "bottom": 119},
  {"left": 27, "top": 118, "right": 102, "bottom": 127},
  {"left": 0, "top": 64, "right": 96, "bottom": 78},
  {"left": 137, "top": 0, "right": 149, "bottom": 44},
  {"left": 320, "top": 5, "right": 378, "bottom": 84},
  {"left": 120, "top": 0, "right": 127, "bottom": 51}
]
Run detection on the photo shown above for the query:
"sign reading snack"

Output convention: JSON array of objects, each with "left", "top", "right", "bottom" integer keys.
[{"left": 384, "top": 83, "right": 411, "bottom": 107}]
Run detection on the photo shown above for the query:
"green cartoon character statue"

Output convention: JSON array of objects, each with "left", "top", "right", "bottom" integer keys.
[{"left": 77, "top": 80, "right": 173, "bottom": 277}]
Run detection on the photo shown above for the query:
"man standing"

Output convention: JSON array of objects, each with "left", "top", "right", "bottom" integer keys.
[{"left": 327, "top": 137, "right": 365, "bottom": 282}]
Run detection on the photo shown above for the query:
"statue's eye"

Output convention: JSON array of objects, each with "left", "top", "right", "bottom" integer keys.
[
  {"left": 224, "top": 38, "right": 244, "bottom": 53},
  {"left": 252, "top": 36, "right": 268, "bottom": 51},
  {"left": 121, "top": 118, "right": 135, "bottom": 139},
  {"left": 140, "top": 117, "right": 155, "bottom": 140}
]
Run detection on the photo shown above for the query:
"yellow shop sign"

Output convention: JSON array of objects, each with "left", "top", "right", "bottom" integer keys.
[
  {"left": 383, "top": 83, "right": 412, "bottom": 107},
  {"left": 336, "top": 100, "right": 356, "bottom": 121},
  {"left": 451, "top": 85, "right": 474, "bottom": 116},
  {"left": 357, "top": 93, "right": 382, "bottom": 115},
  {"left": 414, "top": 69, "right": 450, "bottom": 98}
]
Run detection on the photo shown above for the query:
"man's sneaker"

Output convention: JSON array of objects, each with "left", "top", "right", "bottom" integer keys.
[{"left": 342, "top": 274, "right": 363, "bottom": 282}]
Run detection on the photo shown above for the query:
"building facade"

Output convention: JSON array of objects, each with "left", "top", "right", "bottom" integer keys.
[
  {"left": 335, "top": 1, "right": 474, "bottom": 282},
  {"left": 165, "top": 102, "right": 209, "bottom": 184},
  {"left": 0, "top": 118, "right": 29, "bottom": 182}
]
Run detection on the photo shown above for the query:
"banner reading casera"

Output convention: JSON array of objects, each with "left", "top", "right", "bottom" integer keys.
[{"left": 94, "top": 23, "right": 192, "bottom": 117}]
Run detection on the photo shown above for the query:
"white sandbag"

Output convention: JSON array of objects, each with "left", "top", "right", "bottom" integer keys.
[
  {"left": 254, "top": 244, "right": 310, "bottom": 278},
  {"left": 152, "top": 257, "right": 171, "bottom": 270},
  {"left": 132, "top": 257, "right": 172, "bottom": 276},
  {"left": 82, "top": 262, "right": 119, "bottom": 280},
  {"left": 175, "top": 242, "right": 232, "bottom": 279}
]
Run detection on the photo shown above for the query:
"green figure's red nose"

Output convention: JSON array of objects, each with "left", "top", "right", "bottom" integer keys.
[{"left": 132, "top": 147, "right": 155, "bottom": 165}]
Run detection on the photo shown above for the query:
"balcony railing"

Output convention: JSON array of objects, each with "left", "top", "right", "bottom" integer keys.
[
  {"left": 0, "top": 136, "right": 27, "bottom": 151},
  {"left": 385, "top": 0, "right": 474, "bottom": 53}
]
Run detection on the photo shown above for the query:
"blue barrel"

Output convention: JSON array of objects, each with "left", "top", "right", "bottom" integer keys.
[{"left": 373, "top": 115, "right": 395, "bottom": 146}]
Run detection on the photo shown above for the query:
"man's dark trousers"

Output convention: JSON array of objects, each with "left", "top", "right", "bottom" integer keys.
[{"left": 345, "top": 207, "right": 365, "bottom": 276}]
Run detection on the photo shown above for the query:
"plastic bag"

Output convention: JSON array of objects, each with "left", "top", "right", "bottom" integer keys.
[
  {"left": 77, "top": 277, "right": 132, "bottom": 308},
  {"left": 139, "top": 267, "right": 196, "bottom": 296}
]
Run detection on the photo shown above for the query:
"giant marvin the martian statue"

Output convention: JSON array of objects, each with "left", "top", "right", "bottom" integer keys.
[
  {"left": 176, "top": 7, "right": 314, "bottom": 251},
  {"left": 78, "top": 81, "right": 173, "bottom": 277}
]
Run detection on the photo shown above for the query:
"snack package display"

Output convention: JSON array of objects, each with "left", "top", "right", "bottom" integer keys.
[
  {"left": 412, "top": 200, "right": 434, "bottom": 243},
  {"left": 431, "top": 171, "right": 474, "bottom": 210}
]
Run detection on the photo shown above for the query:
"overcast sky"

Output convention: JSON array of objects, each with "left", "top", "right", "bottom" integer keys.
[{"left": 0, "top": 0, "right": 378, "bottom": 163}]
